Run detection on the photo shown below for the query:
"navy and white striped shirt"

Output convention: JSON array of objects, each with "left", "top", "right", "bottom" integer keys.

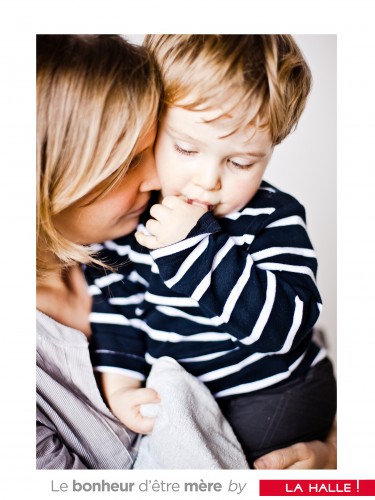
[{"left": 86, "top": 181, "right": 326, "bottom": 398}]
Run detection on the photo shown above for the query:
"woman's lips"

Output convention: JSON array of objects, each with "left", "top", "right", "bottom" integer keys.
[{"left": 127, "top": 201, "right": 149, "bottom": 217}]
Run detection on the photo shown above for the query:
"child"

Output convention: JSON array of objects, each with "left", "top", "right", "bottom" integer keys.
[{"left": 86, "top": 35, "right": 336, "bottom": 466}]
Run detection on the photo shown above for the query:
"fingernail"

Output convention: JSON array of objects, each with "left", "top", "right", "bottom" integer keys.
[{"left": 253, "top": 458, "right": 268, "bottom": 469}]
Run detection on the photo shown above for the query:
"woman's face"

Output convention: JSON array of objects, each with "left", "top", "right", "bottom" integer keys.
[{"left": 54, "top": 125, "right": 160, "bottom": 245}]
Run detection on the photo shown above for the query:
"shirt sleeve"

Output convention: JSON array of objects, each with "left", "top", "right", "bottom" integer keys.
[
  {"left": 84, "top": 252, "right": 150, "bottom": 380},
  {"left": 150, "top": 201, "right": 322, "bottom": 354},
  {"left": 36, "top": 413, "right": 87, "bottom": 469}
]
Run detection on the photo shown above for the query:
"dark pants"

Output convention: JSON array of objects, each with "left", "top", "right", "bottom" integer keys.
[{"left": 218, "top": 358, "right": 337, "bottom": 467}]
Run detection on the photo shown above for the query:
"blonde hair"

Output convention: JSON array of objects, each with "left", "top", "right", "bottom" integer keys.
[
  {"left": 37, "top": 35, "right": 161, "bottom": 280},
  {"left": 144, "top": 35, "right": 311, "bottom": 145}
]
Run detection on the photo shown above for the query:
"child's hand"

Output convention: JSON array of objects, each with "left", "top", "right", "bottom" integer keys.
[
  {"left": 109, "top": 386, "right": 161, "bottom": 435},
  {"left": 135, "top": 195, "right": 207, "bottom": 250},
  {"left": 101, "top": 372, "right": 160, "bottom": 435}
]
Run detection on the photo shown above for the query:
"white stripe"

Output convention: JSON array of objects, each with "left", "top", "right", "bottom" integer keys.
[
  {"left": 151, "top": 233, "right": 210, "bottom": 259},
  {"left": 145, "top": 352, "right": 157, "bottom": 365},
  {"left": 151, "top": 263, "right": 159, "bottom": 273},
  {"left": 87, "top": 284, "right": 101, "bottom": 296},
  {"left": 145, "top": 292, "right": 198, "bottom": 307},
  {"left": 94, "top": 273, "right": 124, "bottom": 288},
  {"left": 143, "top": 325, "right": 233, "bottom": 343},
  {"left": 251, "top": 246, "right": 316, "bottom": 261},
  {"left": 213, "top": 352, "right": 306, "bottom": 397},
  {"left": 155, "top": 305, "right": 228, "bottom": 327},
  {"left": 178, "top": 348, "right": 239, "bottom": 362},
  {"left": 224, "top": 207, "right": 275, "bottom": 220},
  {"left": 90, "top": 311, "right": 231, "bottom": 341},
  {"left": 128, "top": 270, "right": 149, "bottom": 287},
  {"left": 258, "top": 186, "right": 276, "bottom": 193},
  {"left": 93, "top": 365, "right": 145, "bottom": 381},
  {"left": 104, "top": 240, "right": 153, "bottom": 265},
  {"left": 89, "top": 243, "right": 104, "bottom": 252},
  {"left": 89, "top": 312, "right": 129, "bottom": 325},
  {"left": 256, "top": 262, "right": 316, "bottom": 282},
  {"left": 164, "top": 238, "right": 209, "bottom": 288},
  {"left": 231, "top": 234, "right": 255, "bottom": 246},
  {"left": 146, "top": 349, "right": 237, "bottom": 364},
  {"left": 109, "top": 294, "right": 144, "bottom": 306},
  {"left": 240, "top": 271, "right": 276, "bottom": 345},
  {"left": 104, "top": 240, "right": 130, "bottom": 256},
  {"left": 192, "top": 239, "right": 235, "bottom": 301},
  {"left": 199, "top": 352, "right": 266, "bottom": 382},
  {"left": 317, "top": 302, "right": 323, "bottom": 312},
  {"left": 265, "top": 215, "right": 307, "bottom": 230},
  {"left": 276, "top": 296, "right": 303, "bottom": 354},
  {"left": 216, "top": 255, "right": 253, "bottom": 324}
]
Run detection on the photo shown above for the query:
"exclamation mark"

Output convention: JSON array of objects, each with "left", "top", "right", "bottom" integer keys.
[{"left": 357, "top": 480, "right": 360, "bottom": 493}]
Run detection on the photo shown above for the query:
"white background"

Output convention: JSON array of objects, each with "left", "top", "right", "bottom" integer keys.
[{"left": 1, "top": 1, "right": 374, "bottom": 498}]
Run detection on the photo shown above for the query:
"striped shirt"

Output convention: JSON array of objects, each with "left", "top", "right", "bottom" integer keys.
[{"left": 86, "top": 181, "right": 326, "bottom": 398}]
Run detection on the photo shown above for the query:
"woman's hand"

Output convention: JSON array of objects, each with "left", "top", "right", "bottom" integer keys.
[{"left": 253, "top": 422, "right": 337, "bottom": 469}]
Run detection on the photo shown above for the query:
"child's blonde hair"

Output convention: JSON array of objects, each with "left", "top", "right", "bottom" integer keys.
[
  {"left": 37, "top": 35, "right": 161, "bottom": 280},
  {"left": 144, "top": 35, "right": 311, "bottom": 145}
]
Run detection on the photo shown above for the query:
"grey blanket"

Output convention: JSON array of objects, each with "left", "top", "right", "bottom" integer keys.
[{"left": 134, "top": 357, "right": 249, "bottom": 469}]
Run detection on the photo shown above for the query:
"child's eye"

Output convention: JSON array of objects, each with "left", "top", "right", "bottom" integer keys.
[
  {"left": 174, "top": 143, "right": 198, "bottom": 156},
  {"left": 229, "top": 159, "right": 254, "bottom": 170}
]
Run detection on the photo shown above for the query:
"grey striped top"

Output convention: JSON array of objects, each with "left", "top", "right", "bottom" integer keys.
[{"left": 36, "top": 310, "right": 139, "bottom": 469}]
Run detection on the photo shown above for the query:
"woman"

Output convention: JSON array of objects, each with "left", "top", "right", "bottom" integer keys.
[{"left": 36, "top": 34, "right": 336, "bottom": 469}]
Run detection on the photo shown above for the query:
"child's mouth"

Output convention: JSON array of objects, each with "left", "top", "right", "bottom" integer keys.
[{"left": 187, "top": 198, "right": 215, "bottom": 211}]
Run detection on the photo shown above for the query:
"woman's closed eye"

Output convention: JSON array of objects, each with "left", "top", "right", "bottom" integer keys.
[{"left": 128, "top": 151, "right": 144, "bottom": 170}]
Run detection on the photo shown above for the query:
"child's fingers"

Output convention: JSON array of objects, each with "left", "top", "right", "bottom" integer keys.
[
  {"left": 135, "top": 231, "right": 159, "bottom": 249},
  {"left": 161, "top": 195, "right": 185, "bottom": 209},
  {"left": 132, "top": 415, "right": 156, "bottom": 435},
  {"left": 150, "top": 203, "right": 170, "bottom": 220},
  {"left": 132, "top": 387, "right": 161, "bottom": 405},
  {"left": 130, "top": 389, "right": 160, "bottom": 435},
  {"left": 145, "top": 218, "right": 160, "bottom": 235}
]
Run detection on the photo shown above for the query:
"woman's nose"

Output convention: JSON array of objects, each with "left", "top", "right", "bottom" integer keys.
[{"left": 140, "top": 155, "right": 161, "bottom": 192}]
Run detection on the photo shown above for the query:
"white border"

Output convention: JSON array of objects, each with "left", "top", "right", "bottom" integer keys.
[{"left": 2, "top": 1, "right": 374, "bottom": 498}]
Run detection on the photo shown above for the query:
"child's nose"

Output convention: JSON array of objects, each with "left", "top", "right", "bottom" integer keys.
[{"left": 193, "top": 166, "right": 221, "bottom": 191}]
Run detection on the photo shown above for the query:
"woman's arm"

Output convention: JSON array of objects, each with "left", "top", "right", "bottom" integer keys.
[
  {"left": 254, "top": 421, "right": 337, "bottom": 469},
  {"left": 37, "top": 414, "right": 88, "bottom": 469}
]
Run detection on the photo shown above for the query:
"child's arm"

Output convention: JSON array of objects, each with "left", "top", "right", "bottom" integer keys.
[
  {"left": 84, "top": 244, "right": 156, "bottom": 431},
  {"left": 100, "top": 372, "right": 160, "bottom": 434},
  {"left": 136, "top": 194, "right": 321, "bottom": 354}
]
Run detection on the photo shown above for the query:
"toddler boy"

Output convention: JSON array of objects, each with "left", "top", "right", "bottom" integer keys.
[{"left": 86, "top": 35, "right": 336, "bottom": 466}]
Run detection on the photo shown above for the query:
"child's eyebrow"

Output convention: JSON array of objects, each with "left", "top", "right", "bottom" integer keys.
[
  {"left": 166, "top": 126, "right": 203, "bottom": 145},
  {"left": 240, "top": 150, "right": 268, "bottom": 158},
  {"left": 167, "top": 125, "right": 269, "bottom": 158}
]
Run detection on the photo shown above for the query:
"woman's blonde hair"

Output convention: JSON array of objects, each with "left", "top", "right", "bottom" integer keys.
[
  {"left": 37, "top": 35, "right": 161, "bottom": 280},
  {"left": 144, "top": 35, "right": 311, "bottom": 145}
]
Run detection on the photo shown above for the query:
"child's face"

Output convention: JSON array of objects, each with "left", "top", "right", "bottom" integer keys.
[{"left": 154, "top": 106, "right": 273, "bottom": 216}]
